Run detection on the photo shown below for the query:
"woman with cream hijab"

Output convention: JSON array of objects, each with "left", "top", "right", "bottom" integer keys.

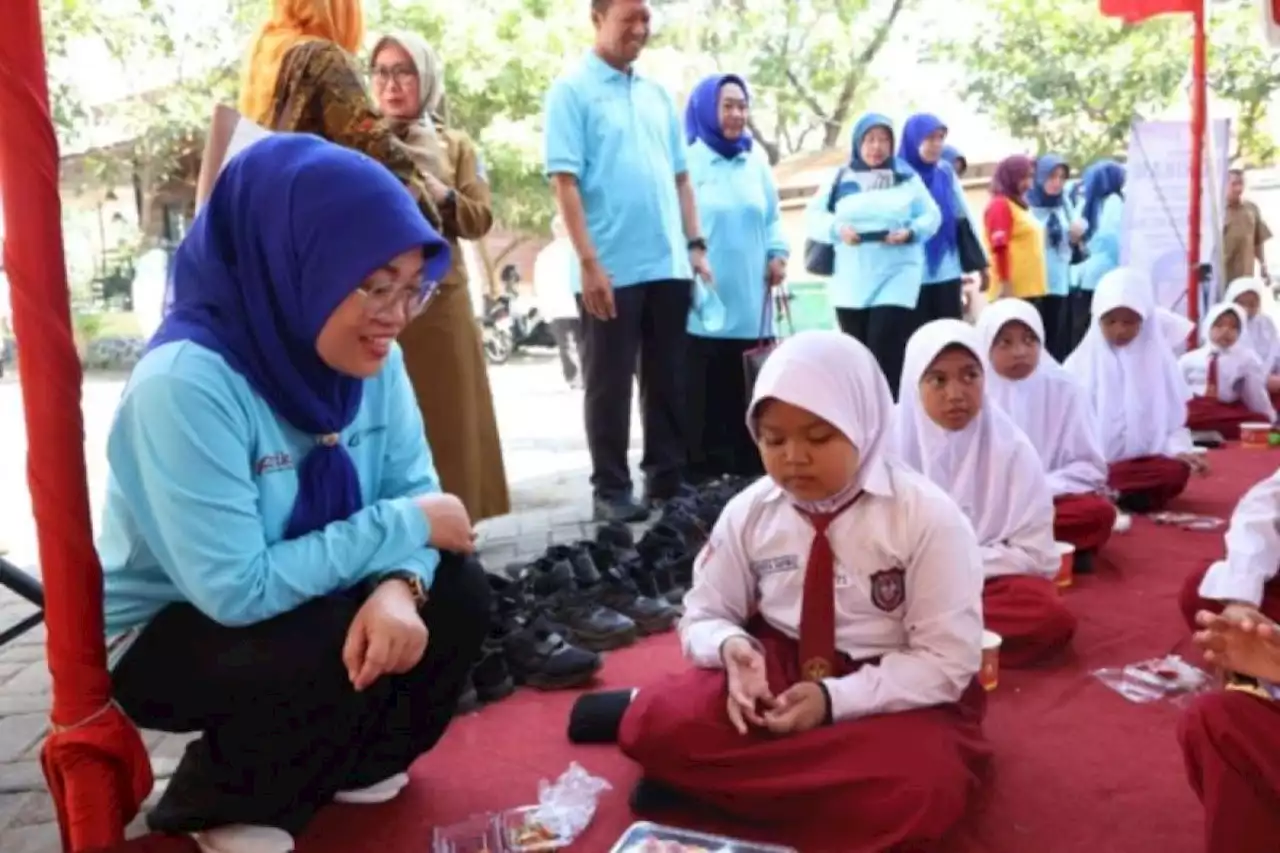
[{"left": 369, "top": 31, "right": 509, "bottom": 521}]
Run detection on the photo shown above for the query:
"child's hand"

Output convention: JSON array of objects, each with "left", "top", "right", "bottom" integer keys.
[
  {"left": 1194, "top": 608, "right": 1280, "bottom": 682},
  {"left": 721, "top": 636, "right": 774, "bottom": 735},
  {"left": 1176, "top": 452, "right": 1210, "bottom": 476},
  {"left": 762, "top": 681, "right": 828, "bottom": 736}
]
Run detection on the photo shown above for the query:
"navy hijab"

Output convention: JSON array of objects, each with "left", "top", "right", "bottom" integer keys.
[
  {"left": 151, "top": 135, "right": 450, "bottom": 539},
  {"left": 1028, "top": 154, "right": 1069, "bottom": 250},
  {"left": 1080, "top": 160, "right": 1126, "bottom": 241},
  {"left": 899, "top": 113, "right": 957, "bottom": 275},
  {"left": 685, "top": 73, "right": 753, "bottom": 161}
]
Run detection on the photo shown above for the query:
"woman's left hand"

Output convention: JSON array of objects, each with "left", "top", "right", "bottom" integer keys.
[
  {"left": 343, "top": 579, "right": 429, "bottom": 691},
  {"left": 761, "top": 681, "right": 828, "bottom": 735},
  {"left": 1069, "top": 220, "right": 1085, "bottom": 242},
  {"left": 884, "top": 229, "right": 912, "bottom": 245},
  {"left": 423, "top": 173, "right": 453, "bottom": 205},
  {"left": 766, "top": 256, "right": 787, "bottom": 288}
]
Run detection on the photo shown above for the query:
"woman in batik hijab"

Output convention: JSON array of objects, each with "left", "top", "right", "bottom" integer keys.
[{"left": 368, "top": 31, "right": 510, "bottom": 521}]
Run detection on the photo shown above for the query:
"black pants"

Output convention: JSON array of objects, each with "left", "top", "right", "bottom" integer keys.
[
  {"left": 835, "top": 305, "right": 920, "bottom": 400},
  {"left": 1067, "top": 289, "right": 1094, "bottom": 353},
  {"left": 112, "top": 553, "right": 491, "bottom": 836},
  {"left": 549, "top": 317, "right": 581, "bottom": 384},
  {"left": 1028, "top": 294, "right": 1071, "bottom": 361},
  {"left": 686, "top": 335, "right": 765, "bottom": 481},
  {"left": 915, "top": 279, "right": 964, "bottom": 324},
  {"left": 579, "top": 280, "right": 691, "bottom": 500}
]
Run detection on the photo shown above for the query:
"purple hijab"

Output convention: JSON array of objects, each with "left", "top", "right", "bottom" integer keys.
[{"left": 991, "top": 155, "right": 1035, "bottom": 208}]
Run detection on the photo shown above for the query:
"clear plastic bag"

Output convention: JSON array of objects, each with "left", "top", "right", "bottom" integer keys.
[
  {"left": 529, "top": 762, "right": 611, "bottom": 844},
  {"left": 1093, "top": 654, "right": 1210, "bottom": 704}
]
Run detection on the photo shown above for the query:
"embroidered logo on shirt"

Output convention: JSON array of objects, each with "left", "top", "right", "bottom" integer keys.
[
  {"left": 254, "top": 452, "right": 294, "bottom": 475},
  {"left": 869, "top": 567, "right": 906, "bottom": 612},
  {"left": 750, "top": 555, "right": 800, "bottom": 576},
  {"left": 347, "top": 426, "right": 387, "bottom": 449}
]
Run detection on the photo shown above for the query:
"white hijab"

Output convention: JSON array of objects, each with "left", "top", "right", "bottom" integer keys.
[
  {"left": 976, "top": 299, "right": 1108, "bottom": 496},
  {"left": 1064, "top": 267, "right": 1192, "bottom": 462},
  {"left": 1224, "top": 276, "right": 1280, "bottom": 372},
  {"left": 893, "top": 319, "right": 1053, "bottom": 545},
  {"left": 1157, "top": 307, "right": 1195, "bottom": 355},
  {"left": 748, "top": 330, "right": 895, "bottom": 505}
]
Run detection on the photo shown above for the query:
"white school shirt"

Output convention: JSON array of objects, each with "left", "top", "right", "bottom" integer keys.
[
  {"left": 1200, "top": 467, "right": 1280, "bottom": 606},
  {"left": 531, "top": 237, "right": 580, "bottom": 320},
  {"left": 1179, "top": 344, "right": 1276, "bottom": 420},
  {"left": 680, "top": 467, "right": 984, "bottom": 723}
]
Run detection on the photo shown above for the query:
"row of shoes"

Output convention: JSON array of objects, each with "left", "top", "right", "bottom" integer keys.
[{"left": 456, "top": 474, "right": 754, "bottom": 713}]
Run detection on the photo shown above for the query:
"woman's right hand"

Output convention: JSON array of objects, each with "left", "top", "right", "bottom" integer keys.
[
  {"left": 722, "top": 636, "right": 775, "bottom": 735},
  {"left": 416, "top": 493, "right": 476, "bottom": 553},
  {"left": 838, "top": 225, "right": 861, "bottom": 246},
  {"left": 580, "top": 258, "right": 616, "bottom": 321}
]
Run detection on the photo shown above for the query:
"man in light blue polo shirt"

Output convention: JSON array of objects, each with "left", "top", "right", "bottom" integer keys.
[{"left": 543, "top": 0, "right": 712, "bottom": 523}]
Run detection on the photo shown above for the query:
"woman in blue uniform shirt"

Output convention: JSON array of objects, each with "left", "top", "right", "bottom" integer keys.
[
  {"left": 1027, "top": 154, "right": 1085, "bottom": 360},
  {"left": 899, "top": 113, "right": 986, "bottom": 324},
  {"left": 1069, "top": 160, "right": 1126, "bottom": 349},
  {"left": 101, "top": 136, "right": 490, "bottom": 853},
  {"left": 682, "top": 73, "right": 789, "bottom": 480},
  {"left": 805, "top": 112, "right": 942, "bottom": 396}
]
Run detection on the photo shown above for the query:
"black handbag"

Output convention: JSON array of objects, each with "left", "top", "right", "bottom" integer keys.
[
  {"left": 956, "top": 217, "right": 988, "bottom": 274},
  {"left": 803, "top": 167, "right": 846, "bottom": 276}
]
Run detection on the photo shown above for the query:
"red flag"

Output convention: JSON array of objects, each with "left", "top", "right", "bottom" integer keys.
[{"left": 1100, "top": 0, "right": 1197, "bottom": 22}]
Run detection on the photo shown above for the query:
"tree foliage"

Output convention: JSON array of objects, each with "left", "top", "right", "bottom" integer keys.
[{"left": 1207, "top": 0, "right": 1280, "bottom": 165}]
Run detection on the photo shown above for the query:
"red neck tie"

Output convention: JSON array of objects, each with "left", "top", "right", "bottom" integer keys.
[
  {"left": 1206, "top": 352, "right": 1219, "bottom": 400},
  {"left": 796, "top": 493, "right": 864, "bottom": 683}
]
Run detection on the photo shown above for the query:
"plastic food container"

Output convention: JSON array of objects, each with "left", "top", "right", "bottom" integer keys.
[
  {"left": 1240, "top": 422, "right": 1272, "bottom": 449},
  {"left": 433, "top": 808, "right": 571, "bottom": 853},
  {"left": 608, "top": 822, "right": 799, "bottom": 853},
  {"left": 432, "top": 813, "right": 503, "bottom": 853}
]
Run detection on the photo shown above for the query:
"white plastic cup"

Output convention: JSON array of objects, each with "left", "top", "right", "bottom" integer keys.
[
  {"left": 980, "top": 630, "right": 1002, "bottom": 691},
  {"left": 1054, "top": 541, "right": 1077, "bottom": 589}
]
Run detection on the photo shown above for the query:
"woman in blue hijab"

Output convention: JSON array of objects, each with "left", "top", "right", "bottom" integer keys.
[
  {"left": 805, "top": 112, "right": 942, "bottom": 396},
  {"left": 1070, "top": 160, "right": 1127, "bottom": 348},
  {"left": 101, "top": 135, "right": 491, "bottom": 853},
  {"left": 1026, "top": 154, "right": 1086, "bottom": 360},
  {"left": 682, "top": 72, "right": 789, "bottom": 479},
  {"left": 942, "top": 144, "right": 968, "bottom": 178},
  {"left": 899, "top": 113, "right": 986, "bottom": 324}
]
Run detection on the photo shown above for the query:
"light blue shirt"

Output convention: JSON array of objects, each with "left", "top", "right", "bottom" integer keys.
[
  {"left": 100, "top": 342, "right": 439, "bottom": 634},
  {"left": 805, "top": 170, "right": 942, "bottom": 310},
  {"left": 685, "top": 140, "right": 789, "bottom": 339},
  {"left": 922, "top": 167, "right": 983, "bottom": 286},
  {"left": 543, "top": 51, "right": 691, "bottom": 290},
  {"left": 1074, "top": 194, "right": 1124, "bottom": 292},
  {"left": 1030, "top": 201, "right": 1083, "bottom": 297}
]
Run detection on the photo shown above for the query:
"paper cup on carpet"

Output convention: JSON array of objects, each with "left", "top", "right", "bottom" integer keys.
[
  {"left": 1054, "top": 541, "right": 1076, "bottom": 589},
  {"left": 980, "top": 630, "right": 1002, "bottom": 691},
  {"left": 1240, "top": 422, "right": 1272, "bottom": 449}
]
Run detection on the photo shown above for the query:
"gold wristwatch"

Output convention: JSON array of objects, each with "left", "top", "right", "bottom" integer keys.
[
  {"left": 376, "top": 570, "right": 428, "bottom": 607},
  {"left": 1224, "top": 672, "right": 1275, "bottom": 701}
]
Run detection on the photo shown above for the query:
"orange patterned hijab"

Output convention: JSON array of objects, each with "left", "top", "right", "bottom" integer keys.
[{"left": 238, "top": 0, "right": 365, "bottom": 125}]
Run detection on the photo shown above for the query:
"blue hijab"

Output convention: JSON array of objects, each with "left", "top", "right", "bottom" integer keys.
[
  {"left": 899, "top": 113, "right": 956, "bottom": 275},
  {"left": 1080, "top": 160, "right": 1126, "bottom": 241},
  {"left": 151, "top": 135, "right": 450, "bottom": 539},
  {"left": 684, "top": 73, "right": 752, "bottom": 161},
  {"left": 941, "top": 144, "right": 966, "bottom": 174},
  {"left": 1028, "top": 154, "right": 1069, "bottom": 249},
  {"left": 850, "top": 113, "right": 912, "bottom": 177}
]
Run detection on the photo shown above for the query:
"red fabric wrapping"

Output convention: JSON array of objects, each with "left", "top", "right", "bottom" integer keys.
[
  {"left": 617, "top": 621, "right": 990, "bottom": 852},
  {"left": 1099, "top": 0, "right": 1197, "bottom": 22},
  {"left": 1178, "top": 690, "right": 1280, "bottom": 853},
  {"left": 0, "top": 2, "right": 152, "bottom": 848},
  {"left": 1185, "top": 396, "right": 1264, "bottom": 440},
  {"left": 1106, "top": 455, "right": 1191, "bottom": 509},
  {"left": 1052, "top": 494, "right": 1116, "bottom": 553},
  {"left": 981, "top": 575, "right": 1077, "bottom": 668},
  {"left": 1177, "top": 563, "right": 1280, "bottom": 630}
]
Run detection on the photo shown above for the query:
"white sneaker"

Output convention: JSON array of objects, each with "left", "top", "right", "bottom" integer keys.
[
  {"left": 191, "top": 825, "right": 295, "bottom": 853},
  {"left": 333, "top": 772, "right": 410, "bottom": 805},
  {"left": 1113, "top": 512, "right": 1132, "bottom": 533}
]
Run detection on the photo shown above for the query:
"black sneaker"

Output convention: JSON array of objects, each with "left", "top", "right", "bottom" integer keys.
[
  {"left": 654, "top": 550, "right": 693, "bottom": 604},
  {"left": 582, "top": 543, "right": 678, "bottom": 635},
  {"left": 1075, "top": 549, "right": 1096, "bottom": 575},
  {"left": 472, "top": 642, "right": 515, "bottom": 703},
  {"left": 455, "top": 673, "right": 480, "bottom": 716},
  {"left": 595, "top": 521, "right": 636, "bottom": 550},
  {"left": 593, "top": 493, "right": 650, "bottom": 523},
  {"left": 499, "top": 611, "right": 602, "bottom": 690},
  {"left": 521, "top": 558, "right": 638, "bottom": 651}
]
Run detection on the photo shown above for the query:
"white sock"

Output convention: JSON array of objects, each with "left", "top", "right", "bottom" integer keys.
[
  {"left": 1113, "top": 512, "right": 1132, "bottom": 533},
  {"left": 334, "top": 772, "right": 410, "bottom": 805},
  {"left": 191, "top": 825, "right": 295, "bottom": 853}
]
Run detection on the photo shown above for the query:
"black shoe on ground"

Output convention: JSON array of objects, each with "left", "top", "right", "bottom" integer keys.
[
  {"left": 595, "top": 521, "right": 636, "bottom": 550},
  {"left": 471, "top": 642, "right": 516, "bottom": 703},
  {"left": 583, "top": 542, "right": 679, "bottom": 635},
  {"left": 1075, "top": 549, "right": 1096, "bottom": 575},
  {"left": 499, "top": 611, "right": 602, "bottom": 690},
  {"left": 455, "top": 674, "right": 480, "bottom": 716},
  {"left": 593, "top": 493, "right": 650, "bottom": 523},
  {"left": 629, "top": 778, "right": 691, "bottom": 813},
  {"left": 519, "top": 557, "right": 638, "bottom": 651},
  {"left": 654, "top": 550, "right": 693, "bottom": 604}
]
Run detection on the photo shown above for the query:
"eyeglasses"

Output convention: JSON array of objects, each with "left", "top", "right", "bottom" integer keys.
[
  {"left": 357, "top": 276, "right": 439, "bottom": 320},
  {"left": 370, "top": 64, "right": 417, "bottom": 87}
]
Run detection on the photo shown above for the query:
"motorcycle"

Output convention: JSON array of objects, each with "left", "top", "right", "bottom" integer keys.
[{"left": 481, "top": 286, "right": 558, "bottom": 366}]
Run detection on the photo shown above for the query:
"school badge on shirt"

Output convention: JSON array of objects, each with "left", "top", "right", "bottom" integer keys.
[{"left": 869, "top": 567, "right": 906, "bottom": 612}]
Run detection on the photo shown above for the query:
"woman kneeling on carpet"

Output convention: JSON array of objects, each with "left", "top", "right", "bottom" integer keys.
[
  {"left": 1177, "top": 464, "right": 1280, "bottom": 631},
  {"left": 100, "top": 136, "right": 490, "bottom": 853},
  {"left": 1065, "top": 267, "right": 1205, "bottom": 512},
  {"left": 976, "top": 298, "right": 1116, "bottom": 567},
  {"left": 579, "top": 331, "right": 989, "bottom": 852},
  {"left": 1178, "top": 302, "right": 1275, "bottom": 440},
  {"left": 895, "top": 319, "right": 1076, "bottom": 667}
]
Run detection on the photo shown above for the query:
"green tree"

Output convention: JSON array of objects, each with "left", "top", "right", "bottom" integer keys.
[
  {"left": 930, "top": 0, "right": 1187, "bottom": 164},
  {"left": 1207, "top": 0, "right": 1280, "bottom": 165}
]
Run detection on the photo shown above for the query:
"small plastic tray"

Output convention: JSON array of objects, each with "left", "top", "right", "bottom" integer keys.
[
  {"left": 433, "top": 807, "right": 571, "bottom": 853},
  {"left": 608, "top": 821, "right": 799, "bottom": 853},
  {"left": 498, "top": 806, "right": 571, "bottom": 851}
]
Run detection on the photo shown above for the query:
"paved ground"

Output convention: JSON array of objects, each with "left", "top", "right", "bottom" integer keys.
[{"left": 0, "top": 352, "right": 640, "bottom": 851}]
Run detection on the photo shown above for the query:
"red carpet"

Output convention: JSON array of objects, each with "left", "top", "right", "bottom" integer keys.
[{"left": 105, "top": 447, "right": 1277, "bottom": 853}]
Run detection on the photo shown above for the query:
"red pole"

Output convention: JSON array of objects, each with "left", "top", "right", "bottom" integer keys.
[{"left": 1186, "top": 0, "right": 1207, "bottom": 342}]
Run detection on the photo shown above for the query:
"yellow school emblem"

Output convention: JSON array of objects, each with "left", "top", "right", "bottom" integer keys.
[{"left": 802, "top": 657, "right": 832, "bottom": 682}]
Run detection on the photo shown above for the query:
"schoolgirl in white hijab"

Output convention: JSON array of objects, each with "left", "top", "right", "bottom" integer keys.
[
  {"left": 894, "top": 319, "right": 1073, "bottom": 666},
  {"left": 1224, "top": 277, "right": 1280, "bottom": 385},
  {"left": 1064, "top": 267, "right": 1203, "bottom": 510},
  {"left": 977, "top": 299, "right": 1117, "bottom": 560},
  {"left": 616, "top": 330, "right": 989, "bottom": 849},
  {"left": 1179, "top": 302, "right": 1275, "bottom": 437}
]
